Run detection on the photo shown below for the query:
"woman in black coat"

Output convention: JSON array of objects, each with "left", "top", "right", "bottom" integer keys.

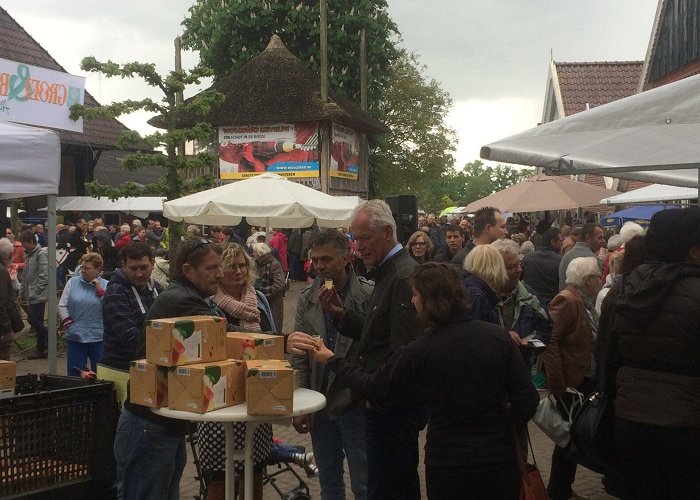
[{"left": 291, "top": 262, "right": 539, "bottom": 500}]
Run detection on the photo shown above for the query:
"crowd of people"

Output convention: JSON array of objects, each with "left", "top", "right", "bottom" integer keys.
[{"left": 0, "top": 201, "right": 698, "bottom": 500}]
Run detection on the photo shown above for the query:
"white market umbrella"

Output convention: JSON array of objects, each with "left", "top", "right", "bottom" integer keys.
[
  {"left": 600, "top": 183, "right": 697, "bottom": 204},
  {"left": 480, "top": 73, "right": 700, "bottom": 189},
  {"left": 163, "top": 172, "right": 357, "bottom": 228}
]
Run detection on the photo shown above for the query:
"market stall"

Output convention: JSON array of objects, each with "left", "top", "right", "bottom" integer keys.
[{"left": 1, "top": 120, "right": 61, "bottom": 373}]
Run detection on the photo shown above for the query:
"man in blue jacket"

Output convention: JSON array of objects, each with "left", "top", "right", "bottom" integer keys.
[{"left": 101, "top": 242, "right": 162, "bottom": 373}]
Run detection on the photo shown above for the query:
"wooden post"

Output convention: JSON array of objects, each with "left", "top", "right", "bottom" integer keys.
[
  {"left": 360, "top": 28, "right": 367, "bottom": 111},
  {"left": 319, "top": 0, "right": 330, "bottom": 193},
  {"left": 175, "top": 36, "right": 186, "bottom": 160},
  {"left": 359, "top": 28, "right": 370, "bottom": 197},
  {"left": 320, "top": 0, "right": 328, "bottom": 104}
]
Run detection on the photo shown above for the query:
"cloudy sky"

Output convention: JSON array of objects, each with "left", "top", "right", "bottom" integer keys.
[{"left": 5, "top": 0, "right": 659, "bottom": 168}]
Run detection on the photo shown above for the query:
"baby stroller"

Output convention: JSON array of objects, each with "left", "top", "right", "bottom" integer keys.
[
  {"left": 187, "top": 426, "right": 315, "bottom": 500},
  {"left": 262, "top": 443, "right": 314, "bottom": 500}
]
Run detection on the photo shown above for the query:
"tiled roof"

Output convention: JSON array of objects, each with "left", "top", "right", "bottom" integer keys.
[
  {"left": 554, "top": 61, "right": 643, "bottom": 116},
  {"left": 93, "top": 150, "right": 163, "bottom": 187},
  {"left": 0, "top": 6, "right": 129, "bottom": 149}
]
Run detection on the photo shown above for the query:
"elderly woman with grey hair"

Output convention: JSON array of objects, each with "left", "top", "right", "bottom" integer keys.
[
  {"left": 491, "top": 239, "right": 550, "bottom": 351},
  {"left": 252, "top": 242, "right": 285, "bottom": 333},
  {"left": 542, "top": 256, "right": 602, "bottom": 500}
]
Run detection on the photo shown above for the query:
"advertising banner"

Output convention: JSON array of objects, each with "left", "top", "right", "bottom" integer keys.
[
  {"left": 0, "top": 57, "right": 85, "bottom": 132},
  {"left": 330, "top": 124, "right": 360, "bottom": 180},
  {"left": 218, "top": 123, "right": 319, "bottom": 179}
]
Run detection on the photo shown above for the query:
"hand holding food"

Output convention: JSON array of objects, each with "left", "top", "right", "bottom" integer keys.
[
  {"left": 308, "top": 338, "right": 334, "bottom": 364},
  {"left": 318, "top": 285, "right": 346, "bottom": 320},
  {"left": 287, "top": 331, "right": 322, "bottom": 355}
]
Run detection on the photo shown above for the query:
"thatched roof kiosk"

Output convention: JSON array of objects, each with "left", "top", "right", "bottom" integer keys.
[{"left": 153, "top": 35, "right": 388, "bottom": 195}]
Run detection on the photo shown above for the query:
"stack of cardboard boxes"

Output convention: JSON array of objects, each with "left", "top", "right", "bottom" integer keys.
[{"left": 129, "top": 316, "right": 296, "bottom": 415}]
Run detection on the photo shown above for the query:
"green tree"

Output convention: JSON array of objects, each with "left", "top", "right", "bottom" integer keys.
[
  {"left": 69, "top": 57, "right": 225, "bottom": 250},
  {"left": 370, "top": 49, "right": 456, "bottom": 208},
  {"left": 181, "top": 0, "right": 399, "bottom": 114},
  {"left": 439, "top": 160, "right": 533, "bottom": 207}
]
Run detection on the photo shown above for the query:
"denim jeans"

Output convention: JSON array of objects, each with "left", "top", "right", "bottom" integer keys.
[
  {"left": 114, "top": 408, "right": 187, "bottom": 500},
  {"left": 66, "top": 339, "right": 103, "bottom": 376},
  {"left": 366, "top": 404, "right": 429, "bottom": 500},
  {"left": 311, "top": 407, "right": 368, "bottom": 500},
  {"left": 27, "top": 302, "right": 47, "bottom": 352}
]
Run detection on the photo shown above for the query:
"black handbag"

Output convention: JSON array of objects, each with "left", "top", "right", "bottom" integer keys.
[
  {"left": 570, "top": 389, "right": 614, "bottom": 473},
  {"left": 570, "top": 277, "right": 624, "bottom": 473}
]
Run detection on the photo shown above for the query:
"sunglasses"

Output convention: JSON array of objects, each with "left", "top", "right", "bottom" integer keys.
[{"left": 182, "top": 238, "right": 214, "bottom": 262}]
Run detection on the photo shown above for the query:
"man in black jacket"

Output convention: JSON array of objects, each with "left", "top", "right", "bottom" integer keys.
[
  {"left": 291, "top": 199, "right": 427, "bottom": 500},
  {"left": 114, "top": 238, "right": 223, "bottom": 500},
  {"left": 522, "top": 227, "right": 563, "bottom": 308}
]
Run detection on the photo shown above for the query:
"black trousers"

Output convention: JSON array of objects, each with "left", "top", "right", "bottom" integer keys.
[
  {"left": 615, "top": 417, "right": 700, "bottom": 500},
  {"left": 426, "top": 460, "right": 520, "bottom": 500},
  {"left": 365, "top": 405, "right": 429, "bottom": 500}
]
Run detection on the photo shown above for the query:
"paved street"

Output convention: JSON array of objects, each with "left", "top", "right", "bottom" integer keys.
[{"left": 13, "top": 280, "right": 617, "bottom": 499}]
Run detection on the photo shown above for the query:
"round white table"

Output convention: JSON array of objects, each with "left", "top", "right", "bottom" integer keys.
[{"left": 153, "top": 388, "right": 325, "bottom": 500}]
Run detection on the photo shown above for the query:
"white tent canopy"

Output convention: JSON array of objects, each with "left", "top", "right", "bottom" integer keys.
[
  {"left": 1, "top": 121, "right": 61, "bottom": 199},
  {"left": 1, "top": 120, "right": 61, "bottom": 373},
  {"left": 56, "top": 196, "right": 165, "bottom": 218},
  {"left": 480, "top": 73, "right": 700, "bottom": 188},
  {"left": 600, "top": 184, "right": 698, "bottom": 205},
  {"left": 164, "top": 173, "right": 358, "bottom": 228}
]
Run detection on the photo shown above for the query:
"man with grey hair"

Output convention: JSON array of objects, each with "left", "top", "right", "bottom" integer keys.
[
  {"left": 289, "top": 229, "right": 374, "bottom": 499},
  {"left": 0, "top": 238, "right": 16, "bottom": 359},
  {"left": 331, "top": 199, "right": 428, "bottom": 499}
]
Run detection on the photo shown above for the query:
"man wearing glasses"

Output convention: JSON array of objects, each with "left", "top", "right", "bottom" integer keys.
[{"left": 114, "top": 238, "right": 224, "bottom": 500}]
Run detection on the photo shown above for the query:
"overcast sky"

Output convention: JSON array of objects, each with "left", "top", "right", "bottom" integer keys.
[{"left": 5, "top": 0, "right": 659, "bottom": 168}]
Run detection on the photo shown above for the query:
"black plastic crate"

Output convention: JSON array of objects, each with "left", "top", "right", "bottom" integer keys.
[{"left": 0, "top": 374, "right": 119, "bottom": 499}]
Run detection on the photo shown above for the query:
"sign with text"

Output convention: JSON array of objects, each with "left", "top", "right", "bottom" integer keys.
[
  {"left": 218, "top": 123, "right": 319, "bottom": 179},
  {"left": 0, "top": 57, "right": 85, "bottom": 132},
  {"left": 330, "top": 124, "right": 360, "bottom": 180}
]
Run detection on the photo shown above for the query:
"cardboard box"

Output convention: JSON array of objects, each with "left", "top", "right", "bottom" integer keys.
[
  {"left": 0, "top": 360, "right": 16, "bottom": 399},
  {"left": 245, "top": 360, "right": 296, "bottom": 416},
  {"left": 168, "top": 360, "right": 245, "bottom": 413},
  {"left": 146, "top": 315, "right": 227, "bottom": 367},
  {"left": 226, "top": 332, "right": 285, "bottom": 361},
  {"left": 129, "top": 360, "right": 169, "bottom": 408}
]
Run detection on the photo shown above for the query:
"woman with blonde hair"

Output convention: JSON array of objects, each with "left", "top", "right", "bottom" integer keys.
[
  {"left": 212, "top": 243, "right": 274, "bottom": 332},
  {"left": 199, "top": 242, "right": 276, "bottom": 499},
  {"left": 58, "top": 252, "right": 108, "bottom": 376},
  {"left": 463, "top": 244, "right": 507, "bottom": 324},
  {"left": 405, "top": 230, "right": 433, "bottom": 264}
]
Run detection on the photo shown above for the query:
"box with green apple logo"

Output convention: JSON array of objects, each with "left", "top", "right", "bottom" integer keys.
[
  {"left": 146, "top": 315, "right": 227, "bottom": 367},
  {"left": 167, "top": 360, "right": 246, "bottom": 413},
  {"left": 129, "top": 360, "right": 169, "bottom": 408},
  {"left": 245, "top": 360, "right": 296, "bottom": 416}
]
